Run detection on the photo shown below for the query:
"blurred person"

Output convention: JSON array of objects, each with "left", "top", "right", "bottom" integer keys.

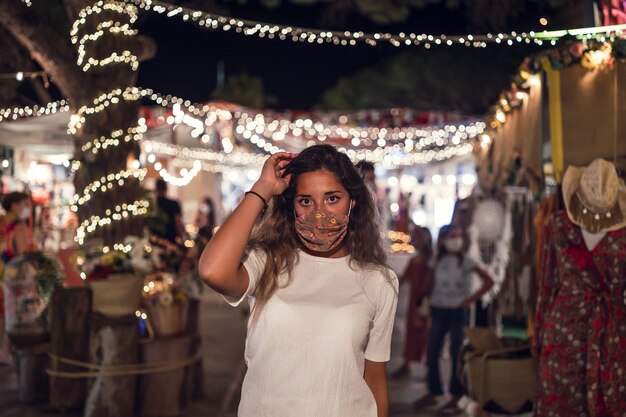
[
  {"left": 155, "top": 179, "right": 185, "bottom": 244},
  {"left": 413, "top": 224, "right": 494, "bottom": 415},
  {"left": 199, "top": 145, "right": 398, "bottom": 417},
  {"left": 194, "top": 196, "right": 216, "bottom": 232},
  {"left": 356, "top": 160, "right": 377, "bottom": 196},
  {"left": 391, "top": 226, "right": 433, "bottom": 379},
  {"left": 0, "top": 192, "right": 33, "bottom": 365}
]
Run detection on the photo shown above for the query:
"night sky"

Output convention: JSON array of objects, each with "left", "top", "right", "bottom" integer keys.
[{"left": 134, "top": 1, "right": 572, "bottom": 110}]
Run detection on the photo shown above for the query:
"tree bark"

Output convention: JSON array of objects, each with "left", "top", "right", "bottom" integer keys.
[
  {"left": 0, "top": 0, "right": 88, "bottom": 103},
  {"left": 49, "top": 287, "right": 92, "bottom": 411},
  {"left": 0, "top": 0, "right": 156, "bottom": 245}
]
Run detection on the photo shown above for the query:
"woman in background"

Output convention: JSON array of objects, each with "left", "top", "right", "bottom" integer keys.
[
  {"left": 392, "top": 226, "right": 433, "bottom": 379},
  {"left": 0, "top": 192, "right": 32, "bottom": 364},
  {"left": 414, "top": 224, "right": 494, "bottom": 415}
]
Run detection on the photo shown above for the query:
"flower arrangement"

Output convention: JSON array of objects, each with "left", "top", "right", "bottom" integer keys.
[
  {"left": 142, "top": 272, "right": 187, "bottom": 308},
  {"left": 141, "top": 272, "right": 188, "bottom": 337},
  {"left": 71, "top": 235, "right": 160, "bottom": 281}
]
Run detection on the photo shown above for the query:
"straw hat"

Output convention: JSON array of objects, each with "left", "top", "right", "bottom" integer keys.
[{"left": 562, "top": 158, "right": 626, "bottom": 233}]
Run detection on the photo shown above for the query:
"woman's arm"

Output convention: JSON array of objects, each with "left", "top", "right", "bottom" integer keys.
[
  {"left": 363, "top": 360, "right": 389, "bottom": 417},
  {"left": 13, "top": 223, "right": 30, "bottom": 256},
  {"left": 460, "top": 265, "right": 494, "bottom": 308},
  {"left": 198, "top": 152, "right": 295, "bottom": 298}
]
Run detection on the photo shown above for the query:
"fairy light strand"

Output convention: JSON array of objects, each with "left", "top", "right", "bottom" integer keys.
[
  {"left": 0, "top": 100, "right": 69, "bottom": 122},
  {"left": 152, "top": 159, "right": 202, "bottom": 186},
  {"left": 75, "top": 199, "right": 150, "bottom": 245},
  {"left": 70, "top": 168, "right": 147, "bottom": 209},
  {"left": 128, "top": 0, "right": 625, "bottom": 49},
  {"left": 71, "top": 1, "right": 139, "bottom": 72}
]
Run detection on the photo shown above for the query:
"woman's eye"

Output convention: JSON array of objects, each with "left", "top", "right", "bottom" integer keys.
[
  {"left": 327, "top": 195, "right": 339, "bottom": 203},
  {"left": 298, "top": 198, "right": 311, "bottom": 206}
]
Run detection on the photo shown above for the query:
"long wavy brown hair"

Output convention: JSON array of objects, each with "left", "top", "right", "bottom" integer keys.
[{"left": 249, "top": 145, "right": 391, "bottom": 317}]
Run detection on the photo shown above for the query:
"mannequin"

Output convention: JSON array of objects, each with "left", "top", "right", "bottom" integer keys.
[
  {"left": 580, "top": 229, "right": 606, "bottom": 251},
  {"left": 534, "top": 159, "right": 626, "bottom": 417}
]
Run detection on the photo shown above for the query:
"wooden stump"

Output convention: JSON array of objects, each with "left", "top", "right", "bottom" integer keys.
[
  {"left": 185, "top": 299, "right": 203, "bottom": 400},
  {"left": 84, "top": 313, "right": 138, "bottom": 417},
  {"left": 49, "top": 287, "right": 92, "bottom": 411},
  {"left": 8, "top": 328, "right": 50, "bottom": 404},
  {"left": 138, "top": 334, "right": 193, "bottom": 417}
]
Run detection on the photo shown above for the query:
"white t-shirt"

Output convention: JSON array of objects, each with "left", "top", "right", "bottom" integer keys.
[
  {"left": 429, "top": 254, "right": 477, "bottom": 308},
  {"left": 224, "top": 249, "right": 398, "bottom": 417}
]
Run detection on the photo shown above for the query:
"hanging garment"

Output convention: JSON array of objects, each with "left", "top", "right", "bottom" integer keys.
[{"left": 534, "top": 211, "right": 626, "bottom": 417}]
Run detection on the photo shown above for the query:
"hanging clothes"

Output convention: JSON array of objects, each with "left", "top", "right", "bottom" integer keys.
[{"left": 534, "top": 211, "right": 626, "bottom": 417}]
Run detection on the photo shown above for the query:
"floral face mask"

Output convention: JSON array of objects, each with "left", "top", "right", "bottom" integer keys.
[{"left": 294, "top": 202, "right": 351, "bottom": 252}]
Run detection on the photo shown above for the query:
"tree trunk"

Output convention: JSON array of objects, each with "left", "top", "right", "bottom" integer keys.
[
  {"left": 49, "top": 287, "right": 92, "bottom": 411},
  {"left": 0, "top": 0, "right": 156, "bottom": 245}
]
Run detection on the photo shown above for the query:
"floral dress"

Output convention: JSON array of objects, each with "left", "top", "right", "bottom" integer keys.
[{"left": 534, "top": 211, "right": 626, "bottom": 417}]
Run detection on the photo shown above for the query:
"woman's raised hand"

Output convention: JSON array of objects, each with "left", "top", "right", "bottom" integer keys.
[{"left": 251, "top": 152, "right": 297, "bottom": 200}]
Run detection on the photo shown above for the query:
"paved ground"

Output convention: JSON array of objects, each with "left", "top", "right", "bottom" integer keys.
[{"left": 0, "top": 287, "right": 485, "bottom": 417}]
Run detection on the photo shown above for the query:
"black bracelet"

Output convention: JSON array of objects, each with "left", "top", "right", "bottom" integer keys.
[{"left": 245, "top": 190, "right": 268, "bottom": 210}]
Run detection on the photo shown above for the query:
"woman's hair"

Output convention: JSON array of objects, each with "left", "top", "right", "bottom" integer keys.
[
  {"left": 436, "top": 224, "right": 467, "bottom": 266},
  {"left": 249, "top": 145, "right": 389, "bottom": 316},
  {"left": 411, "top": 226, "right": 433, "bottom": 259},
  {"left": 1, "top": 192, "right": 30, "bottom": 212}
]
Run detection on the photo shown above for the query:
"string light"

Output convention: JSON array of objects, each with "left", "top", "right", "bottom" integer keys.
[
  {"left": 69, "top": 87, "right": 141, "bottom": 134},
  {"left": 129, "top": 0, "right": 625, "bottom": 49},
  {"left": 143, "top": 140, "right": 267, "bottom": 166},
  {"left": 75, "top": 199, "right": 150, "bottom": 245},
  {"left": 234, "top": 113, "right": 484, "bottom": 148},
  {"left": 71, "top": 1, "right": 138, "bottom": 44},
  {"left": 70, "top": 168, "right": 147, "bottom": 209},
  {"left": 82, "top": 50, "right": 139, "bottom": 72},
  {"left": 70, "top": 1, "right": 139, "bottom": 72},
  {"left": 76, "top": 21, "right": 138, "bottom": 67},
  {"left": 153, "top": 159, "right": 202, "bottom": 186},
  {"left": 0, "top": 100, "right": 69, "bottom": 122},
  {"left": 80, "top": 123, "right": 147, "bottom": 156}
]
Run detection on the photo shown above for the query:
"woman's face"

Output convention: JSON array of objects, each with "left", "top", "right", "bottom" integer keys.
[
  {"left": 294, "top": 169, "right": 352, "bottom": 217},
  {"left": 446, "top": 227, "right": 463, "bottom": 240},
  {"left": 12, "top": 199, "right": 30, "bottom": 216}
]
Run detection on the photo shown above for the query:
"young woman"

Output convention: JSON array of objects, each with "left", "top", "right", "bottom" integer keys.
[
  {"left": 414, "top": 224, "right": 494, "bottom": 415},
  {"left": 391, "top": 226, "right": 433, "bottom": 379},
  {"left": 1, "top": 192, "right": 32, "bottom": 261},
  {"left": 199, "top": 145, "right": 398, "bottom": 417}
]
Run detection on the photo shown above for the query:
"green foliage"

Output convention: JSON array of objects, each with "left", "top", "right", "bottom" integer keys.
[
  {"left": 318, "top": 48, "right": 528, "bottom": 114},
  {"left": 22, "top": 251, "right": 63, "bottom": 329},
  {"left": 211, "top": 73, "right": 276, "bottom": 108},
  {"left": 144, "top": 200, "right": 169, "bottom": 237},
  {"left": 23, "top": 251, "right": 64, "bottom": 300}
]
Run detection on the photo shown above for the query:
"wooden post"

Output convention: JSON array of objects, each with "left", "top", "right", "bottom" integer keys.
[
  {"left": 84, "top": 313, "right": 138, "bottom": 417},
  {"left": 8, "top": 328, "right": 50, "bottom": 404},
  {"left": 49, "top": 287, "right": 92, "bottom": 411},
  {"left": 138, "top": 335, "right": 193, "bottom": 417},
  {"left": 184, "top": 299, "right": 203, "bottom": 400}
]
